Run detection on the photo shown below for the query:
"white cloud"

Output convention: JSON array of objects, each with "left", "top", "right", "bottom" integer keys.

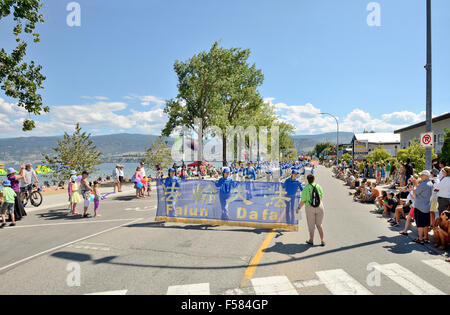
[
  {"left": 266, "top": 98, "right": 429, "bottom": 135},
  {"left": 125, "top": 95, "right": 166, "bottom": 107},
  {"left": 0, "top": 98, "right": 28, "bottom": 116},
  {"left": 81, "top": 96, "right": 110, "bottom": 101}
]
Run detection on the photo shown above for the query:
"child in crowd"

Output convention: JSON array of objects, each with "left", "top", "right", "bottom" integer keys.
[
  {"left": 433, "top": 211, "right": 450, "bottom": 250},
  {"left": 146, "top": 176, "right": 152, "bottom": 197},
  {"left": 70, "top": 175, "right": 81, "bottom": 215},
  {"left": 1, "top": 180, "right": 16, "bottom": 227},
  {"left": 92, "top": 181, "right": 100, "bottom": 217},
  {"left": 382, "top": 192, "right": 398, "bottom": 218},
  {"left": 375, "top": 191, "right": 388, "bottom": 214}
]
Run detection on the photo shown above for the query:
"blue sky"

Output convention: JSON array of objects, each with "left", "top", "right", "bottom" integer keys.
[{"left": 0, "top": 0, "right": 449, "bottom": 137}]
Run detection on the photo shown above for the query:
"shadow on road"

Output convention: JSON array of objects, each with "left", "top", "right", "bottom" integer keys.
[
  {"left": 124, "top": 221, "right": 274, "bottom": 235},
  {"left": 49, "top": 234, "right": 441, "bottom": 271},
  {"left": 37, "top": 209, "right": 84, "bottom": 221}
]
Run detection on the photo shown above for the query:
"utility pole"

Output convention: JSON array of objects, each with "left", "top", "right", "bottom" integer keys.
[{"left": 425, "top": 0, "right": 433, "bottom": 170}]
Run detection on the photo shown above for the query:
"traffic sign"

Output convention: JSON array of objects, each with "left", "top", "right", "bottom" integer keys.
[{"left": 420, "top": 132, "right": 434, "bottom": 148}]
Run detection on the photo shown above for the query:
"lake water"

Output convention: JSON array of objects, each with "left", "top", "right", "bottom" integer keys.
[{"left": 0, "top": 161, "right": 225, "bottom": 183}]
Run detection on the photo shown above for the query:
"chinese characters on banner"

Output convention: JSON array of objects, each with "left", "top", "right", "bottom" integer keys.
[{"left": 155, "top": 179, "right": 300, "bottom": 231}]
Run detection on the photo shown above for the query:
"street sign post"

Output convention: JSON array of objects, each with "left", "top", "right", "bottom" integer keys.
[{"left": 420, "top": 132, "right": 434, "bottom": 148}]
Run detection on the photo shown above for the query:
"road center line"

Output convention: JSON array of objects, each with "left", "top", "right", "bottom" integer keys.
[
  {"left": 240, "top": 231, "right": 276, "bottom": 287},
  {"left": 0, "top": 218, "right": 144, "bottom": 273}
]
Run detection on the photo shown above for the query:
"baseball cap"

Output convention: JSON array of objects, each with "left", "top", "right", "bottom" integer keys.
[
  {"left": 419, "top": 170, "right": 431, "bottom": 177},
  {"left": 223, "top": 167, "right": 231, "bottom": 173},
  {"left": 168, "top": 168, "right": 176, "bottom": 173},
  {"left": 291, "top": 169, "right": 299, "bottom": 174}
]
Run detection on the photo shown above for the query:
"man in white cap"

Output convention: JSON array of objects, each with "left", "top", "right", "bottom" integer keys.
[{"left": 413, "top": 170, "right": 434, "bottom": 245}]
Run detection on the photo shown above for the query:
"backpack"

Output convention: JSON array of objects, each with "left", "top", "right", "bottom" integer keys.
[{"left": 311, "top": 184, "right": 321, "bottom": 208}]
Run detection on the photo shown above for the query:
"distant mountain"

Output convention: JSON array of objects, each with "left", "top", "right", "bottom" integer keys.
[
  {"left": 292, "top": 132, "right": 354, "bottom": 154},
  {"left": 0, "top": 132, "right": 354, "bottom": 164},
  {"left": 0, "top": 134, "right": 174, "bottom": 164}
]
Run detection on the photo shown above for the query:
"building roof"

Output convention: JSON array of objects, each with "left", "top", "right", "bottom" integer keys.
[
  {"left": 353, "top": 133, "right": 400, "bottom": 144},
  {"left": 394, "top": 112, "right": 450, "bottom": 134}
]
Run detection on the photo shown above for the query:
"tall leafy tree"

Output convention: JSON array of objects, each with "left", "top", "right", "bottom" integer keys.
[
  {"left": 397, "top": 139, "right": 438, "bottom": 172},
  {"left": 162, "top": 41, "right": 231, "bottom": 162},
  {"left": 0, "top": 0, "right": 47, "bottom": 131},
  {"left": 42, "top": 123, "right": 102, "bottom": 181},
  {"left": 441, "top": 128, "right": 450, "bottom": 165},
  {"left": 144, "top": 136, "right": 172, "bottom": 173}
]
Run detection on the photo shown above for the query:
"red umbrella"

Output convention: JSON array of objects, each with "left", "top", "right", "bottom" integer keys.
[{"left": 187, "top": 161, "right": 212, "bottom": 167}]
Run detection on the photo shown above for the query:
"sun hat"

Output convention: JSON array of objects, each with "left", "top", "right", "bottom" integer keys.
[
  {"left": 419, "top": 170, "right": 431, "bottom": 177},
  {"left": 70, "top": 175, "right": 78, "bottom": 182},
  {"left": 70, "top": 170, "right": 77, "bottom": 175},
  {"left": 6, "top": 168, "right": 16, "bottom": 175},
  {"left": 2, "top": 180, "right": 11, "bottom": 186}
]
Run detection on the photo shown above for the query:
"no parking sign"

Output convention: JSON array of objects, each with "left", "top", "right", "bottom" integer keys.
[{"left": 420, "top": 132, "right": 434, "bottom": 148}]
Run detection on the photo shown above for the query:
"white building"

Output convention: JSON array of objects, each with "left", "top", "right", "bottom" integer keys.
[
  {"left": 352, "top": 133, "right": 401, "bottom": 160},
  {"left": 394, "top": 113, "right": 450, "bottom": 154}
]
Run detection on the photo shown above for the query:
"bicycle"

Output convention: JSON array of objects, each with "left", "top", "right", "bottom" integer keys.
[{"left": 22, "top": 185, "right": 43, "bottom": 207}]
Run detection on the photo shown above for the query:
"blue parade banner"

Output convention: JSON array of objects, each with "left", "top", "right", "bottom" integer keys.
[{"left": 155, "top": 179, "right": 300, "bottom": 231}]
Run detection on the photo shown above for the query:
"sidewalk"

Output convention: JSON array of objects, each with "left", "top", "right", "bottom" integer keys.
[{"left": 24, "top": 186, "right": 137, "bottom": 214}]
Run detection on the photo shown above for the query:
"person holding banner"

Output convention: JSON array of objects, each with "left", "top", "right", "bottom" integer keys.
[
  {"left": 163, "top": 168, "right": 181, "bottom": 217},
  {"left": 245, "top": 162, "right": 256, "bottom": 200},
  {"left": 215, "top": 167, "right": 237, "bottom": 221},
  {"left": 283, "top": 169, "right": 303, "bottom": 225}
]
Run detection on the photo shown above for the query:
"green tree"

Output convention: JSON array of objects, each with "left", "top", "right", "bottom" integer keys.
[
  {"left": 144, "top": 136, "right": 172, "bottom": 173},
  {"left": 42, "top": 123, "right": 102, "bottom": 181},
  {"left": 396, "top": 139, "right": 438, "bottom": 172},
  {"left": 366, "top": 146, "right": 392, "bottom": 163},
  {"left": 441, "top": 128, "right": 450, "bottom": 164},
  {"left": 1, "top": 0, "right": 47, "bottom": 131},
  {"left": 341, "top": 153, "right": 353, "bottom": 163},
  {"left": 162, "top": 41, "right": 231, "bottom": 162},
  {"left": 314, "top": 142, "right": 333, "bottom": 157}
]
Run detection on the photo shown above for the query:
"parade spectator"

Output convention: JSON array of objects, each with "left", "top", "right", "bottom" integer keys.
[
  {"left": 80, "top": 171, "right": 94, "bottom": 218},
  {"left": 297, "top": 174, "right": 325, "bottom": 246},
  {"left": 6, "top": 166, "right": 27, "bottom": 221},
  {"left": 68, "top": 170, "right": 76, "bottom": 212},
  {"left": 69, "top": 175, "right": 81, "bottom": 215},
  {"left": 118, "top": 165, "right": 124, "bottom": 192},
  {"left": 1, "top": 180, "right": 16, "bottom": 227},
  {"left": 20, "top": 164, "right": 39, "bottom": 202},
  {"left": 432, "top": 210, "right": 450, "bottom": 250},
  {"left": 413, "top": 170, "right": 433, "bottom": 245},
  {"left": 113, "top": 164, "right": 120, "bottom": 193},
  {"left": 436, "top": 167, "right": 450, "bottom": 216}
]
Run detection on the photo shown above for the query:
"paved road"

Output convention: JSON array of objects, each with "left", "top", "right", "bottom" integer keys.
[{"left": 0, "top": 167, "right": 448, "bottom": 295}]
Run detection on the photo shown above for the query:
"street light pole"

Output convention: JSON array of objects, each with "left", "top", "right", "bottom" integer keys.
[
  {"left": 320, "top": 113, "right": 340, "bottom": 165},
  {"left": 425, "top": 0, "right": 433, "bottom": 170}
]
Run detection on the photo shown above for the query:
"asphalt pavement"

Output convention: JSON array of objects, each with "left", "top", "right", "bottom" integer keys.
[{"left": 0, "top": 167, "right": 449, "bottom": 295}]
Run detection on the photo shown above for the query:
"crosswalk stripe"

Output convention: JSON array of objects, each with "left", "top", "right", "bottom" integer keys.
[
  {"left": 167, "top": 283, "right": 210, "bottom": 295},
  {"left": 250, "top": 276, "right": 298, "bottom": 295},
  {"left": 422, "top": 259, "right": 450, "bottom": 277},
  {"left": 316, "top": 269, "right": 372, "bottom": 295},
  {"left": 376, "top": 263, "right": 445, "bottom": 295}
]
